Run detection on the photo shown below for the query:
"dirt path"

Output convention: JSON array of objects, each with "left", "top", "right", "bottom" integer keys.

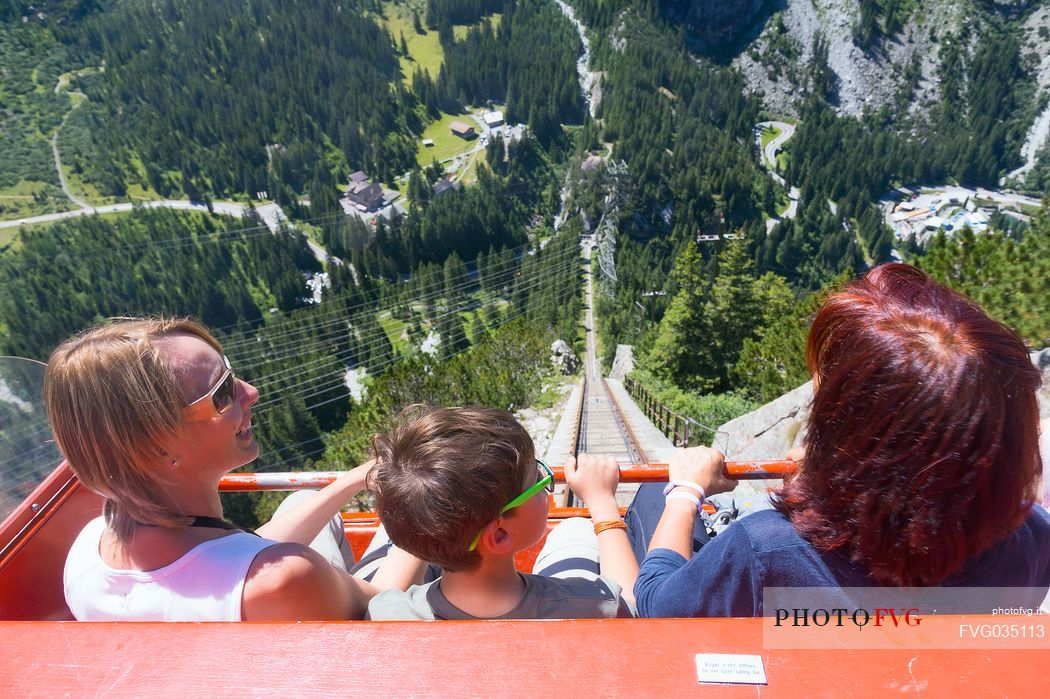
[{"left": 51, "top": 68, "right": 94, "bottom": 209}]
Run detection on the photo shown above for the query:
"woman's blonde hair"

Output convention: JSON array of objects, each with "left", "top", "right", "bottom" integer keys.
[{"left": 44, "top": 317, "right": 223, "bottom": 542}]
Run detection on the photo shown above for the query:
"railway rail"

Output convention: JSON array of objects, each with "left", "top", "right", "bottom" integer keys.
[{"left": 565, "top": 238, "right": 648, "bottom": 505}]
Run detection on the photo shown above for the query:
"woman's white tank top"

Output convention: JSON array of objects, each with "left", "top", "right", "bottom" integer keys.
[{"left": 64, "top": 516, "right": 277, "bottom": 621}]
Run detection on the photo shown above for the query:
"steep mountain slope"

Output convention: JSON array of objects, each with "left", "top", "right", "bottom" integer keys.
[{"left": 731, "top": 0, "right": 1044, "bottom": 116}]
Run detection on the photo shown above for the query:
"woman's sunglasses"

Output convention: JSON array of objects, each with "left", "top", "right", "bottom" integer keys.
[{"left": 182, "top": 355, "right": 237, "bottom": 421}]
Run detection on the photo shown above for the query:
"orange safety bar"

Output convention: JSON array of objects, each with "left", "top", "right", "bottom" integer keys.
[{"left": 217, "top": 460, "right": 797, "bottom": 491}]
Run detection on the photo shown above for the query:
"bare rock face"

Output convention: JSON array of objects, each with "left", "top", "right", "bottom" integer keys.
[
  {"left": 733, "top": 0, "right": 952, "bottom": 118},
  {"left": 550, "top": 339, "right": 581, "bottom": 375},
  {"left": 659, "top": 0, "right": 765, "bottom": 47},
  {"left": 609, "top": 344, "right": 635, "bottom": 381},
  {"left": 713, "top": 380, "right": 811, "bottom": 460},
  {"left": 1033, "top": 348, "right": 1050, "bottom": 507},
  {"left": 712, "top": 380, "right": 811, "bottom": 497}
]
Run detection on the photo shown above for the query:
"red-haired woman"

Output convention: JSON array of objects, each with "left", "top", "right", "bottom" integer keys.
[{"left": 634, "top": 263, "right": 1050, "bottom": 617}]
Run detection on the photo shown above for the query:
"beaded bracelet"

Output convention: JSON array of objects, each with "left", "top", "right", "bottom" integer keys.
[{"left": 593, "top": 519, "right": 628, "bottom": 535}]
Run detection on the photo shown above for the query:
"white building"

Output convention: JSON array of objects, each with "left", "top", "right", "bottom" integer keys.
[{"left": 482, "top": 111, "right": 504, "bottom": 128}]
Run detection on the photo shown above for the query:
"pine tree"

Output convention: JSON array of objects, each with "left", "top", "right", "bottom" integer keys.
[
  {"left": 702, "top": 237, "right": 764, "bottom": 388},
  {"left": 470, "top": 313, "right": 486, "bottom": 344},
  {"left": 646, "top": 241, "right": 711, "bottom": 388},
  {"left": 734, "top": 274, "right": 819, "bottom": 402},
  {"left": 443, "top": 252, "right": 469, "bottom": 309}
]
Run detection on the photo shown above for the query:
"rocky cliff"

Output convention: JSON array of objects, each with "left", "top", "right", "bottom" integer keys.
[{"left": 711, "top": 0, "right": 1050, "bottom": 121}]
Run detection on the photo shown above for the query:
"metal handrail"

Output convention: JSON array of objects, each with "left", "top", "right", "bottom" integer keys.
[{"left": 217, "top": 461, "right": 796, "bottom": 491}]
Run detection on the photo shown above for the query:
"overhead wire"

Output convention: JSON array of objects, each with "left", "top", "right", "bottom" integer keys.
[
  {"left": 226, "top": 247, "right": 570, "bottom": 374},
  {"left": 0, "top": 249, "right": 581, "bottom": 478},
  {"left": 218, "top": 238, "right": 537, "bottom": 356},
  {"left": 248, "top": 253, "right": 582, "bottom": 411},
  {"left": 239, "top": 248, "right": 579, "bottom": 384},
  {"left": 227, "top": 259, "right": 543, "bottom": 376},
  {"left": 291, "top": 262, "right": 582, "bottom": 415},
  {"left": 239, "top": 244, "right": 583, "bottom": 468},
  {"left": 223, "top": 247, "right": 535, "bottom": 366},
  {"left": 234, "top": 246, "right": 583, "bottom": 471}
]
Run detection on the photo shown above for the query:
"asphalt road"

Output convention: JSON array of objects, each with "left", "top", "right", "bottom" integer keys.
[
  {"left": 756, "top": 121, "right": 800, "bottom": 231},
  {"left": 0, "top": 200, "right": 285, "bottom": 232}
]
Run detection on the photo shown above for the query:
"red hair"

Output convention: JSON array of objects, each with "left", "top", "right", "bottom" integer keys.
[{"left": 775, "top": 263, "right": 1041, "bottom": 585}]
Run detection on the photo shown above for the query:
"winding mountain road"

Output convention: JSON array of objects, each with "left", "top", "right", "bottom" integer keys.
[
  {"left": 51, "top": 129, "right": 88, "bottom": 209},
  {"left": 51, "top": 68, "right": 93, "bottom": 209},
  {"left": 0, "top": 201, "right": 285, "bottom": 232},
  {"left": 755, "top": 121, "right": 800, "bottom": 231}
]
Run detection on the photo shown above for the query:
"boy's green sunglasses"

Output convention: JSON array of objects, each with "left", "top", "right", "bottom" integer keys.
[{"left": 468, "top": 459, "right": 555, "bottom": 551}]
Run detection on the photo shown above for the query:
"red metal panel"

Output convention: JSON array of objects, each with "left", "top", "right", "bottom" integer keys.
[
  {"left": 0, "top": 461, "right": 102, "bottom": 620},
  {"left": 0, "top": 618, "right": 1046, "bottom": 696}
]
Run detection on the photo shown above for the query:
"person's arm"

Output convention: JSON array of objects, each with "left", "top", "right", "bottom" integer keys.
[
  {"left": 369, "top": 547, "right": 428, "bottom": 591},
  {"left": 255, "top": 460, "right": 374, "bottom": 544},
  {"left": 564, "top": 454, "right": 639, "bottom": 606},
  {"left": 241, "top": 542, "right": 380, "bottom": 621},
  {"left": 635, "top": 523, "right": 758, "bottom": 618},
  {"left": 647, "top": 446, "right": 737, "bottom": 560}
]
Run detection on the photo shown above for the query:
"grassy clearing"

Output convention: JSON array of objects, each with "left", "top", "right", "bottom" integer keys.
[
  {"left": 454, "top": 13, "right": 501, "bottom": 39},
  {"left": 382, "top": 3, "right": 502, "bottom": 84},
  {"left": 62, "top": 167, "right": 114, "bottom": 206},
  {"left": 54, "top": 66, "right": 98, "bottom": 95},
  {"left": 774, "top": 190, "right": 790, "bottom": 216},
  {"left": 531, "top": 372, "right": 579, "bottom": 411},
  {"left": 125, "top": 183, "right": 162, "bottom": 201},
  {"left": 0, "top": 181, "right": 74, "bottom": 219},
  {"left": 852, "top": 225, "right": 874, "bottom": 267},
  {"left": 0, "top": 226, "right": 20, "bottom": 252},
  {"left": 464, "top": 309, "right": 483, "bottom": 343},
  {"left": 377, "top": 310, "right": 412, "bottom": 356},
  {"left": 416, "top": 112, "right": 477, "bottom": 166},
  {"left": 382, "top": 3, "right": 445, "bottom": 84},
  {"left": 458, "top": 148, "right": 487, "bottom": 184},
  {"left": 759, "top": 125, "right": 782, "bottom": 151}
]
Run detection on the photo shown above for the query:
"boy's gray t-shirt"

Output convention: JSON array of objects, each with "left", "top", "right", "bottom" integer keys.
[{"left": 368, "top": 573, "right": 634, "bottom": 620}]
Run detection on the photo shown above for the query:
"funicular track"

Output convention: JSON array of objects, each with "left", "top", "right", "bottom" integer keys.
[
  {"left": 564, "top": 373, "right": 646, "bottom": 507},
  {"left": 561, "top": 239, "right": 647, "bottom": 506},
  {"left": 205, "top": 240, "right": 795, "bottom": 501}
]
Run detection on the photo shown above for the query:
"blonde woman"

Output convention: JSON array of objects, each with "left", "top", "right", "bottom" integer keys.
[{"left": 46, "top": 317, "right": 419, "bottom": 621}]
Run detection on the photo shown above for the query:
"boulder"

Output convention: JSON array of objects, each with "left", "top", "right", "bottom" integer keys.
[
  {"left": 550, "top": 339, "right": 580, "bottom": 375},
  {"left": 712, "top": 380, "right": 811, "bottom": 497},
  {"left": 713, "top": 380, "right": 811, "bottom": 460},
  {"left": 1033, "top": 348, "right": 1050, "bottom": 507},
  {"left": 608, "top": 344, "right": 635, "bottom": 381}
]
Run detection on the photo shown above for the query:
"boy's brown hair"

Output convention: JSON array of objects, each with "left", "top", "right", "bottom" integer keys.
[{"left": 369, "top": 404, "right": 535, "bottom": 571}]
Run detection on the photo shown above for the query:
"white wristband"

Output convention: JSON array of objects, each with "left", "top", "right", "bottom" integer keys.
[
  {"left": 662, "top": 480, "right": 707, "bottom": 501},
  {"left": 665, "top": 491, "right": 702, "bottom": 515}
]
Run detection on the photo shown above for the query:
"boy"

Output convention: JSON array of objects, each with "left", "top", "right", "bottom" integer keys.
[{"left": 366, "top": 405, "right": 637, "bottom": 620}]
